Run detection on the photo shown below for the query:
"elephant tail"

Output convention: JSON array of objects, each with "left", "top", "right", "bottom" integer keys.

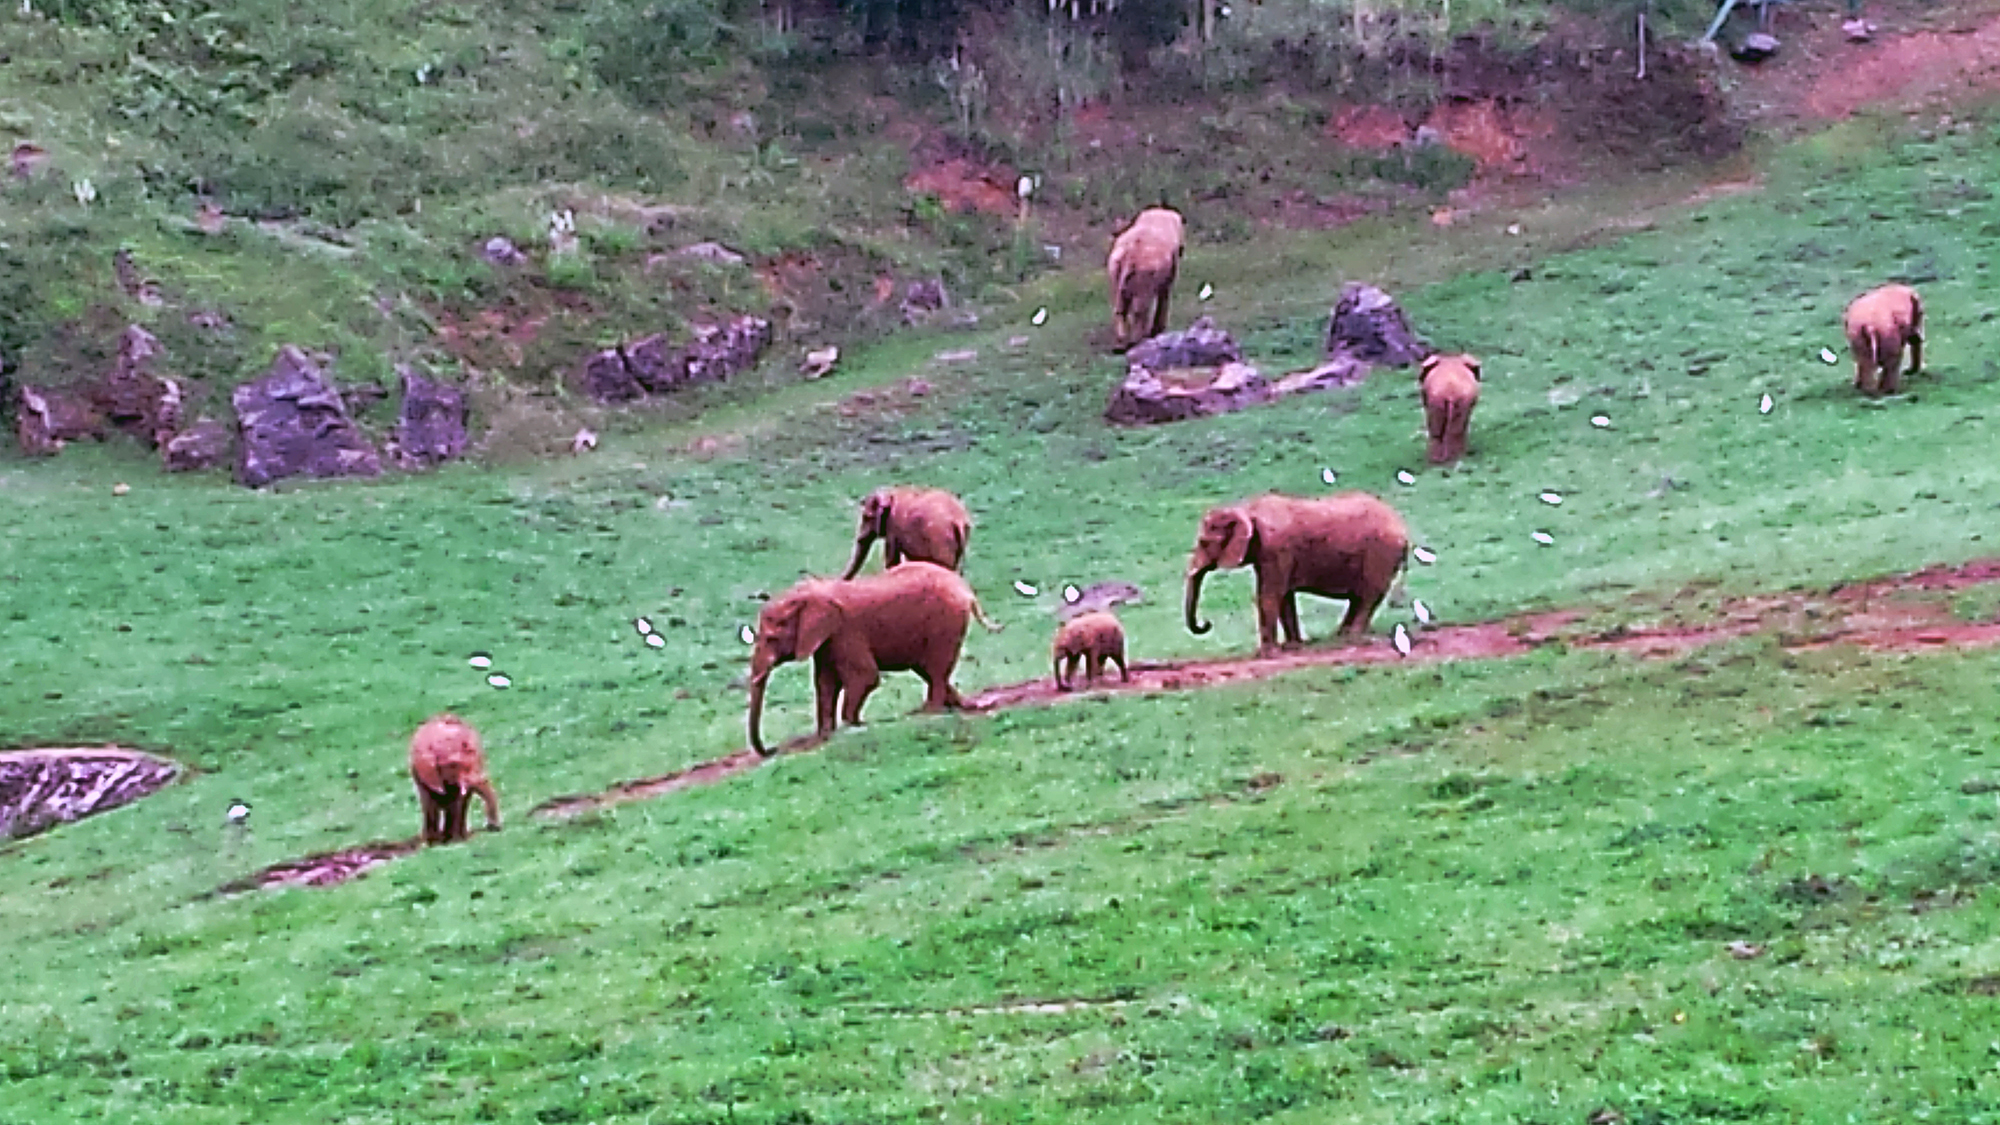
[{"left": 970, "top": 595, "right": 1005, "bottom": 634}]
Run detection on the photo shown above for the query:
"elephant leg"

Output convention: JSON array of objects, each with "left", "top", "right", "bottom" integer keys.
[
  {"left": 1254, "top": 587, "right": 1286, "bottom": 652},
  {"left": 813, "top": 655, "right": 842, "bottom": 738},
  {"left": 1150, "top": 288, "right": 1172, "bottom": 339},
  {"left": 841, "top": 650, "right": 883, "bottom": 724},
  {"left": 885, "top": 541, "right": 904, "bottom": 568},
  {"left": 443, "top": 790, "right": 468, "bottom": 842},
  {"left": 1280, "top": 592, "right": 1305, "bottom": 647},
  {"left": 1339, "top": 589, "right": 1383, "bottom": 635},
  {"left": 1880, "top": 348, "right": 1904, "bottom": 394},
  {"left": 417, "top": 785, "right": 444, "bottom": 844},
  {"left": 1851, "top": 341, "right": 1876, "bottom": 394},
  {"left": 1909, "top": 334, "right": 1923, "bottom": 375},
  {"left": 1112, "top": 652, "right": 1130, "bottom": 682}
]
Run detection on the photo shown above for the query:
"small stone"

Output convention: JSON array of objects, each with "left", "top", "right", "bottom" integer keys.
[{"left": 112, "top": 482, "right": 130, "bottom": 496}]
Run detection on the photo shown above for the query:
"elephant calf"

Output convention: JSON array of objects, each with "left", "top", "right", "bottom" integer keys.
[
  {"left": 747, "top": 562, "right": 1002, "bottom": 755},
  {"left": 1844, "top": 283, "right": 1923, "bottom": 396},
  {"left": 1418, "top": 353, "right": 1481, "bottom": 464},
  {"left": 1052, "top": 610, "right": 1129, "bottom": 691},
  {"left": 1107, "top": 207, "right": 1185, "bottom": 351},
  {"left": 1185, "top": 492, "right": 1410, "bottom": 654},
  {"left": 409, "top": 713, "right": 500, "bottom": 846}
]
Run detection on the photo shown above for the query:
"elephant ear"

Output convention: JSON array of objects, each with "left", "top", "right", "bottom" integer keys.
[
  {"left": 1217, "top": 510, "right": 1255, "bottom": 570},
  {"left": 860, "top": 490, "right": 891, "bottom": 535},
  {"left": 1419, "top": 353, "right": 1443, "bottom": 386},
  {"left": 1465, "top": 355, "right": 1483, "bottom": 380},
  {"left": 794, "top": 598, "right": 843, "bottom": 659}
]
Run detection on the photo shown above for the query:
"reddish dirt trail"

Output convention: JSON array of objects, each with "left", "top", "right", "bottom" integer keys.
[{"left": 231, "top": 557, "right": 2000, "bottom": 890}]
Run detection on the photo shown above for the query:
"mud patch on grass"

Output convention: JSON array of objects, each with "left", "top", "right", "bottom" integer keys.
[
  {"left": 219, "top": 839, "right": 422, "bottom": 893},
  {"left": 1, "top": 748, "right": 182, "bottom": 841}
]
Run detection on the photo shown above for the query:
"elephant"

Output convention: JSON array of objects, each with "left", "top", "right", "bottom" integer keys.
[
  {"left": 1184, "top": 491, "right": 1410, "bottom": 653},
  {"left": 1844, "top": 283, "right": 1923, "bottom": 395},
  {"left": 1418, "top": 353, "right": 1481, "bottom": 464},
  {"left": 841, "top": 486, "right": 971, "bottom": 579},
  {"left": 747, "top": 562, "right": 1002, "bottom": 755},
  {"left": 1107, "top": 207, "right": 1185, "bottom": 351},
  {"left": 408, "top": 713, "right": 500, "bottom": 845},
  {"left": 1052, "top": 610, "right": 1130, "bottom": 691}
]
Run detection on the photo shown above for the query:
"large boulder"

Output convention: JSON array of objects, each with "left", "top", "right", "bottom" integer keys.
[
  {"left": 90, "top": 325, "right": 182, "bottom": 447},
  {"left": 14, "top": 384, "right": 105, "bottom": 455},
  {"left": 1106, "top": 361, "right": 1272, "bottom": 426},
  {"left": 0, "top": 748, "right": 180, "bottom": 840},
  {"left": 390, "top": 365, "right": 468, "bottom": 469},
  {"left": 579, "top": 346, "right": 644, "bottom": 402},
  {"left": 1324, "top": 283, "right": 1427, "bottom": 367},
  {"left": 683, "top": 315, "right": 774, "bottom": 385},
  {"left": 574, "top": 314, "right": 773, "bottom": 403},
  {"left": 163, "top": 418, "right": 231, "bottom": 472},
  {"left": 232, "top": 346, "right": 383, "bottom": 488},
  {"left": 1106, "top": 318, "right": 1270, "bottom": 426},
  {"left": 1127, "top": 316, "right": 1244, "bottom": 370}
]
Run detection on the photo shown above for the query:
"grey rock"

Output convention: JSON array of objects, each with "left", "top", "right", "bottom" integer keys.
[
  {"left": 391, "top": 365, "right": 468, "bottom": 469},
  {"left": 90, "top": 326, "right": 182, "bottom": 448},
  {"left": 1732, "top": 32, "right": 1780, "bottom": 62},
  {"left": 1056, "top": 580, "right": 1145, "bottom": 621},
  {"left": 578, "top": 347, "right": 644, "bottom": 403},
  {"left": 482, "top": 237, "right": 527, "bottom": 266},
  {"left": 678, "top": 241, "right": 747, "bottom": 266},
  {"left": 683, "top": 315, "right": 773, "bottom": 385},
  {"left": 0, "top": 748, "right": 180, "bottom": 840},
  {"left": 1127, "top": 316, "right": 1244, "bottom": 370},
  {"left": 1105, "top": 360, "right": 1271, "bottom": 426},
  {"left": 14, "top": 383, "right": 105, "bottom": 456},
  {"left": 162, "top": 417, "right": 231, "bottom": 472},
  {"left": 1325, "top": 283, "right": 1427, "bottom": 367},
  {"left": 231, "top": 346, "right": 383, "bottom": 488}
]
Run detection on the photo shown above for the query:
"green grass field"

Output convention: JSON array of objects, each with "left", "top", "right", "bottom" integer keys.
[{"left": 9, "top": 110, "right": 2000, "bottom": 1121}]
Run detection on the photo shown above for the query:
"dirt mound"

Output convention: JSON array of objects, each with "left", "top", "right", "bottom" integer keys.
[
  {"left": 1, "top": 748, "right": 181, "bottom": 840},
  {"left": 903, "top": 158, "right": 1021, "bottom": 219}
]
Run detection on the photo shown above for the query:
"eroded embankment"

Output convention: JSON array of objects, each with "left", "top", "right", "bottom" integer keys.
[{"left": 233, "top": 557, "right": 2000, "bottom": 889}]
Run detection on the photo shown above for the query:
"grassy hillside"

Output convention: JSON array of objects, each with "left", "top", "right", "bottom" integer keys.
[{"left": 7, "top": 91, "right": 2000, "bottom": 1123}]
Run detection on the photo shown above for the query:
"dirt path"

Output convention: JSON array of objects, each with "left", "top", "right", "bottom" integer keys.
[{"left": 225, "top": 557, "right": 2000, "bottom": 891}]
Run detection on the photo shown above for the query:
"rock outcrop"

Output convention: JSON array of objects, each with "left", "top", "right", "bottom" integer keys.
[
  {"left": 390, "top": 365, "right": 468, "bottom": 469},
  {"left": 232, "top": 346, "right": 383, "bottom": 488},
  {"left": 575, "top": 314, "right": 773, "bottom": 403},
  {"left": 1324, "top": 283, "right": 1427, "bottom": 366},
  {"left": 14, "top": 383, "right": 106, "bottom": 455},
  {"left": 0, "top": 748, "right": 180, "bottom": 840},
  {"left": 1106, "top": 290, "right": 1426, "bottom": 426}
]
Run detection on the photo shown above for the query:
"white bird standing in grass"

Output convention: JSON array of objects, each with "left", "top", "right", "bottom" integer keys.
[
  {"left": 1412, "top": 599, "right": 1432, "bottom": 625},
  {"left": 1393, "top": 624, "right": 1413, "bottom": 657},
  {"left": 1413, "top": 546, "right": 1437, "bottom": 565},
  {"left": 740, "top": 625, "right": 756, "bottom": 645},
  {"left": 1321, "top": 467, "right": 1337, "bottom": 485},
  {"left": 1013, "top": 580, "right": 1038, "bottom": 597}
]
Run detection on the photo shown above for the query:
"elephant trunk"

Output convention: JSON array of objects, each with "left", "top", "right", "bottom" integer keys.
[
  {"left": 747, "top": 668, "right": 773, "bottom": 756},
  {"left": 839, "top": 534, "right": 874, "bottom": 580},
  {"left": 1184, "top": 566, "right": 1214, "bottom": 635}
]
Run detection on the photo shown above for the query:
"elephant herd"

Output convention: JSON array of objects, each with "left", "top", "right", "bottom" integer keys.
[
  {"left": 744, "top": 483, "right": 1415, "bottom": 757},
  {"left": 1108, "top": 207, "right": 1927, "bottom": 466},
  {"left": 404, "top": 217, "right": 1930, "bottom": 846}
]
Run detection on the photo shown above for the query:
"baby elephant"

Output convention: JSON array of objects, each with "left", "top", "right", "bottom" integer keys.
[
  {"left": 409, "top": 713, "right": 500, "bottom": 846},
  {"left": 1844, "top": 283, "right": 1923, "bottom": 396},
  {"left": 1052, "top": 611, "right": 1130, "bottom": 691},
  {"left": 1418, "top": 353, "right": 1481, "bottom": 464}
]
